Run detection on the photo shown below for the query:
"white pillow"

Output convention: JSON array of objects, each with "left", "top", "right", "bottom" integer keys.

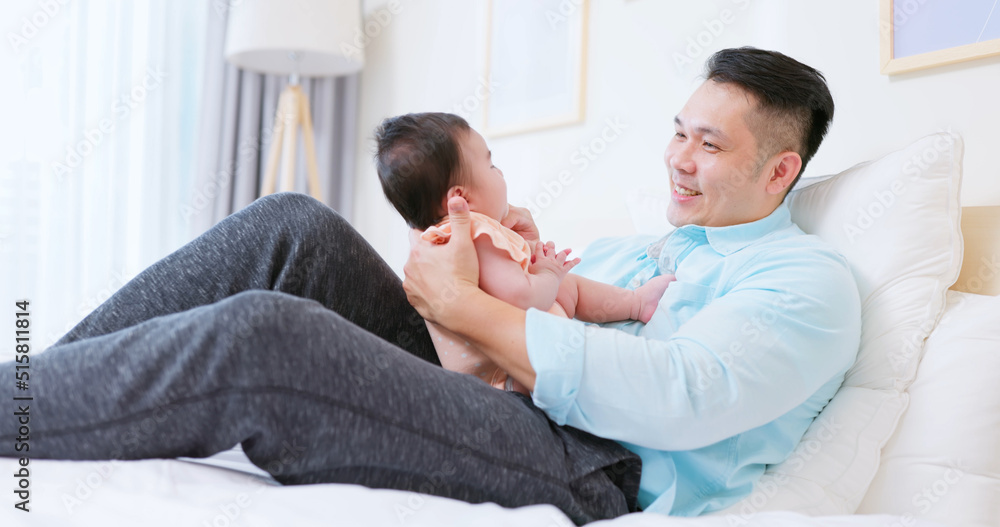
[
  {"left": 626, "top": 131, "right": 965, "bottom": 516},
  {"left": 856, "top": 290, "right": 1000, "bottom": 526},
  {"left": 717, "top": 131, "right": 965, "bottom": 516}
]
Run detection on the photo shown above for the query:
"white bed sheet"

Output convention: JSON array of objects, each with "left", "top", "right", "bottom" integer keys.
[
  {"left": 9, "top": 295, "right": 994, "bottom": 526},
  {"left": 1, "top": 450, "right": 943, "bottom": 526}
]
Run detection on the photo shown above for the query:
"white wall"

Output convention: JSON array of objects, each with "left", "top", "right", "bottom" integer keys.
[{"left": 354, "top": 0, "right": 1000, "bottom": 274}]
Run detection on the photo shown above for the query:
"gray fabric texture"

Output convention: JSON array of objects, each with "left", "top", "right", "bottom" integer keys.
[{"left": 2, "top": 193, "right": 641, "bottom": 525}]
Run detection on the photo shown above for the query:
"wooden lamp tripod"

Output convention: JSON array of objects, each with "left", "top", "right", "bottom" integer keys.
[
  {"left": 261, "top": 75, "right": 323, "bottom": 200},
  {"left": 223, "top": 0, "right": 365, "bottom": 203}
]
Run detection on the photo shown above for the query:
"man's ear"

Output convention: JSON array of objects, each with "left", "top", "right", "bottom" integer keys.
[{"left": 763, "top": 152, "right": 802, "bottom": 196}]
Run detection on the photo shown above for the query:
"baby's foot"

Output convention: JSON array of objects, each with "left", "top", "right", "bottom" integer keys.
[
  {"left": 485, "top": 367, "right": 531, "bottom": 395},
  {"left": 634, "top": 274, "right": 676, "bottom": 323}
]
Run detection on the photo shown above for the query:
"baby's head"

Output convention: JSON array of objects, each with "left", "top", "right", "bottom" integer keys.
[{"left": 375, "top": 112, "right": 508, "bottom": 230}]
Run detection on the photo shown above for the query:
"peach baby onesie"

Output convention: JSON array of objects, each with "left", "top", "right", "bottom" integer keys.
[
  {"left": 422, "top": 212, "right": 531, "bottom": 269},
  {"left": 420, "top": 212, "right": 532, "bottom": 389}
]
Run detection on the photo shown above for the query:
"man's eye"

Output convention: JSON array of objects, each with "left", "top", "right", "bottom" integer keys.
[
  {"left": 704, "top": 142, "right": 719, "bottom": 150},
  {"left": 674, "top": 132, "right": 686, "bottom": 140}
]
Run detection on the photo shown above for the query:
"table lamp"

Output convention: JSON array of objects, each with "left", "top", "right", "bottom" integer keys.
[{"left": 224, "top": 0, "right": 364, "bottom": 201}]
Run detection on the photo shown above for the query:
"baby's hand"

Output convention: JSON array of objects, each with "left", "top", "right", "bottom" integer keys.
[
  {"left": 528, "top": 241, "right": 580, "bottom": 281},
  {"left": 632, "top": 274, "right": 676, "bottom": 323}
]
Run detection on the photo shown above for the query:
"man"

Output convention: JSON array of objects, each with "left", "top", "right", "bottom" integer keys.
[
  {"left": 403, "top": 46, "right": 859, "bottom": 515},
  {"left": 1, "top": 48, "right": 858, "bottom": 524}
]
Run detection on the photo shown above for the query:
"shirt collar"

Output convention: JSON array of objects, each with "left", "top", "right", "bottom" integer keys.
[
  {"left": 702, "top": 202, "right": 792, "bottom": 255},
  {"left": 647, "top": 202, "right": 793, "bottom": 260}
]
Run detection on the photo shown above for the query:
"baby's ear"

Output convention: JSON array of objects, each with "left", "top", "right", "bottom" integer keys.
[{"left": 439, "top": 186, "right": 466, "bottom": 219}]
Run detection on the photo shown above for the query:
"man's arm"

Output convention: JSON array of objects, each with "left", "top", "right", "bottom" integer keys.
[
  {"left": 524, "top": 250, "right": 861, "bottom": 451},
  {"left": 445, "top": 290, "right": 536, "bottom": 390},
  {"left": 405, "top": 198, "right": 860, "bottom": 451}
]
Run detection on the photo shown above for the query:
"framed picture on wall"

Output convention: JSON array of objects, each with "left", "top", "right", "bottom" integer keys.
[
  {"left": 483, "top": 0, "right": 589, "bottom": 137},
  {"left": 880, "top": 0, "right": 1000, "bottom": 74}
]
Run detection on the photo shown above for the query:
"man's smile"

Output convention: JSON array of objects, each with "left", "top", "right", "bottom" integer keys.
[{"left": 672, "top": 180, "right": 703, "bottom": 199}]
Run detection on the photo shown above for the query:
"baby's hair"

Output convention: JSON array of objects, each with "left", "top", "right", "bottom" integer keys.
[{"left": 374, "top": 112, "right": 471, "bottom": 230}]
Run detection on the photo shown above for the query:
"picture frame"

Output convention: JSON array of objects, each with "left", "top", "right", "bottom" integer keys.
[
  {"left": 483, "top": 0, "right": 590, "bottom": 137},
  {"left": 880, "top": 0, "right": 1000, "bottom": 75}
]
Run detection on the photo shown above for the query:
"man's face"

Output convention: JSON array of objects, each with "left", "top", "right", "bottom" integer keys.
[{"left": 664, "top": 80, "right": 777, "bottom": 228}]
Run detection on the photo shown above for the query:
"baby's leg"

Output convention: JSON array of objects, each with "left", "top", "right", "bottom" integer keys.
[
  {"left": 552, "top": 275, "right": 580, "bottom": 318},
  {"left": 571, "top": 274, "right": 675, "bottom": 324},
  {"left": 427, "top": 321, "right": 489, "bottom": 378},
  {"left": 427, "top": 321, "right": 516, "bottom": 389},
  {"left": 547, "top": 301, "right": 570, "bottom": 318},
  {"left": 631, "top": 275, "right": 675, "bottom": 322}
]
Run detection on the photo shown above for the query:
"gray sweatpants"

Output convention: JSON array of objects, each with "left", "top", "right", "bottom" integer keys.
[{"left": 1, "top": 192, "right": 642, "bottom": 524}]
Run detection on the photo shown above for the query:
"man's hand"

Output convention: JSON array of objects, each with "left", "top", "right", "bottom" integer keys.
[
  {"left": 527, "top": 241, "right": 580, "bottom": 282},
  {"left": 501, "top": 204, "right": 540, "bottom": 246},
  {"left": 403, "top": 197, "right": 481, "bottom": 325}
]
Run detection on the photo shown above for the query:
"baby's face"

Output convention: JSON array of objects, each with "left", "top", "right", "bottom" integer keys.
[{"left": 455, "top": 129, "right": 508, "bottom": 221}]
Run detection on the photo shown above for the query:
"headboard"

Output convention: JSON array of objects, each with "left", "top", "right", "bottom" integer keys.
[{"left": 950, "top": 206, "right": 1000, "bottom": 296}]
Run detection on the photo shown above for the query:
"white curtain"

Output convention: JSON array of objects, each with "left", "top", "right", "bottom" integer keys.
[{"left": 0, "top": 1, "right": 208, "bottom": 351}]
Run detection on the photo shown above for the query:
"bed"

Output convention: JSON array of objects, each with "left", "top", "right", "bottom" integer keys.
[{"left": 3, "top": 132, "right": 998, "bottom": 527}]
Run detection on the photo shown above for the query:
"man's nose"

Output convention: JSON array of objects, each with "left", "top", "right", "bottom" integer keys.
[{"left": 666, "top": 143, "right": 695, "bottom": 174}]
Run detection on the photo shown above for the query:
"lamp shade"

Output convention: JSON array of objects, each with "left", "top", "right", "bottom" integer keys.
[{"left": 224, "top": 0, "right": 364, "bottom": 77}]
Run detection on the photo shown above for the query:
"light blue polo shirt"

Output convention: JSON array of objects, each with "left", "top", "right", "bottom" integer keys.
[{"left": 524, "top": 202, "right": 861, "bottom": 515}]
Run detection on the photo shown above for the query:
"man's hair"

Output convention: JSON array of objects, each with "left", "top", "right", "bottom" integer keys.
[
  {"left": 705, "top": 47, "right": 834, "bottom": 193},
  {"left": 374, "top": 112, "right": 471, "bottom": 230}
]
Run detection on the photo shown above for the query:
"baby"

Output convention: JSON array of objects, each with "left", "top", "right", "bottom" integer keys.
[{"left": 374, "top": 112, "right": 674, "bottom": 394}]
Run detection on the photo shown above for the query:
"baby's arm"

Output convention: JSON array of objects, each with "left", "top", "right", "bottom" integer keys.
[
  {"left": 471, "top": 237, "right": 578, "bottom": 394},
  {"left": 474, "top": 237, "right": 578, "bottom": 311},
  {"left": 556, "top": 274, "right": 676, "bottom": 324}
]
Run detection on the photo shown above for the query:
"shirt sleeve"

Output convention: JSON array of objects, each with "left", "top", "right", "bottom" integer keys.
[{"left": 525, "top": 248, "right": 862, "bottom": 451}]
